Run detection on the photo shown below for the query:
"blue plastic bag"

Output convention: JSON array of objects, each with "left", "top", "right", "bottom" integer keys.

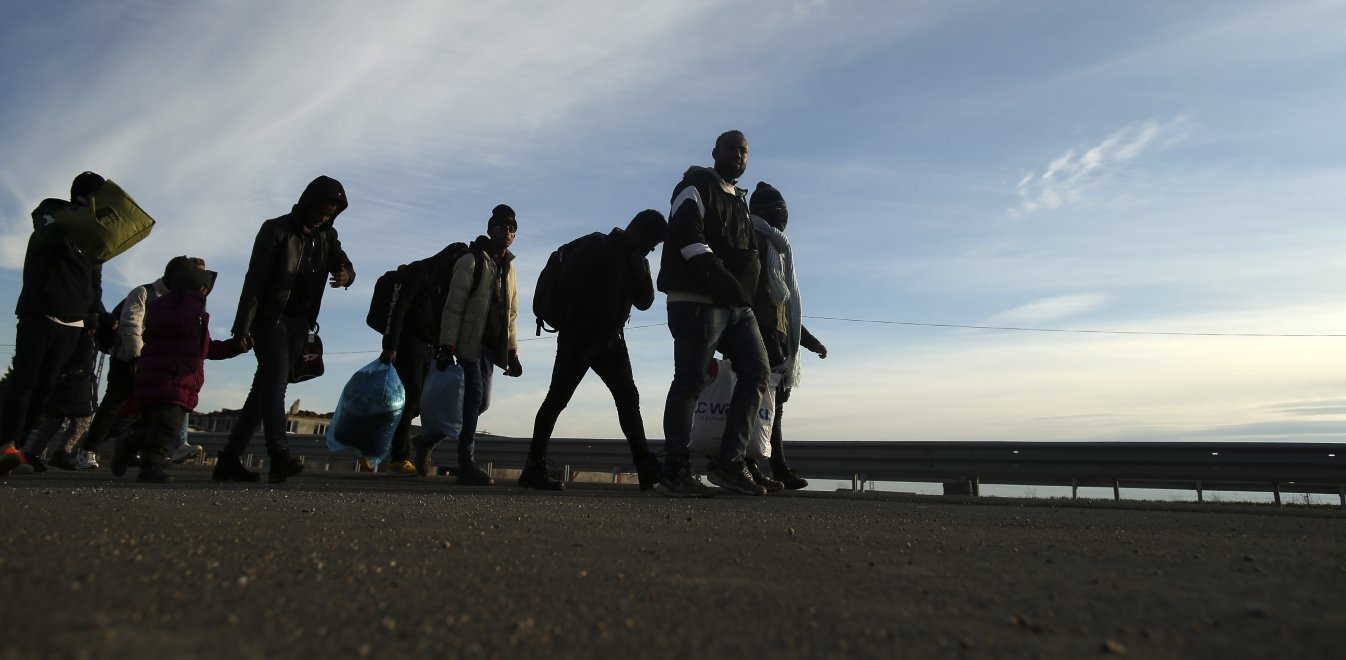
[
  {"left": 420, "top": 363, "right": 465, "bottom": 439},
  {"left": 326, "top": 360, "right": 406, "bottom": 465}
]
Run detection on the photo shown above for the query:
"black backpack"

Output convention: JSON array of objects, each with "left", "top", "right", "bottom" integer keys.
[
  {"left": 533, "top": 233, "right": 601, "bottom": 336},
  {"left": 366, "top": 243, "right": 484, "bottom": 338}
]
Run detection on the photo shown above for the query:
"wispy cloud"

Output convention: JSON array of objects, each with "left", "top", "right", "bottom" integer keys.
[
  {"left": 1009, "top": 116, "right": 1191, "bottom": 218},
  {"left": 983, "top": 292, "right": 1109, "bottom": 326}
]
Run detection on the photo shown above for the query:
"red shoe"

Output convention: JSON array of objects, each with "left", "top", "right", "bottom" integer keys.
[{"left": 0, "top": 446, "right": 25, "bottom": 476}]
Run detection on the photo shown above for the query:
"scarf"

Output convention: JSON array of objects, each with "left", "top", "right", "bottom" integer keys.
[{"left": 752, "top": 214, "right": 803, "bottom": 389}]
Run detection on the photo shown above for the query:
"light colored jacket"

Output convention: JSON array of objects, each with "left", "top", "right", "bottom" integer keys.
[
  {"left": 114, "top": 278, "right": 169, "bottom": 362},
  {"left": 439, "top": 249, "right": 517, "bottom": 361}
]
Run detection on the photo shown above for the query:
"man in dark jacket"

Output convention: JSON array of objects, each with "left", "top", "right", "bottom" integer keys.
[
  {"left": 519, "top": 210, "right": 667, "bottom": 491},
  {"left": 215, "top": 176, "right": 355, "bottom": 484},
  {"left": 655, "top": 131, "right": 771, "bottom": 497},
  {"left": 1, "top": 172, "right": 109, "bottom": 477}
]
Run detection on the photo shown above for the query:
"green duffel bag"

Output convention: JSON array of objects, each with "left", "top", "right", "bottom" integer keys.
[{"left": 51, "top": 180, "right": 155, "bottom": 263}]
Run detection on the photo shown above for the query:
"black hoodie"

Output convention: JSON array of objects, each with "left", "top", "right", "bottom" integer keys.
[
  {"left": 16, "top": 198, "right": 105, "bottom": 323},
  {"left": 232, "top": 176, "right": 356, "bottom": 335}
]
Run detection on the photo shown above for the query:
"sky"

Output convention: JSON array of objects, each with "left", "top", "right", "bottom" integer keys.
[{"left": 2, "top": 0, "right": 1345, "bottom": 444}]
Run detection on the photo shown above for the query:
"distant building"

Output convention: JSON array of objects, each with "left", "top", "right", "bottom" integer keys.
[{"left": 194, "top": 400, "right": 334, "bottom": 436}]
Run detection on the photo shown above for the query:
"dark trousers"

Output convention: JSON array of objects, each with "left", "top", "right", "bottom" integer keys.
[
  {"left": 456, "top": 351, "right": 494, "bottom": 467},
  {"left": 134, "top": 404, "right": 186, "bottom": 468},
  {"left": 81, "top": 356, "right": 135, "bottom": 450},
  {"left": 2, "top": 316, "right": 81, "bottom": 447},
  {"left": 530, "top": 331, "right": 650, "bottom": 465},
  {"left": 768, "top": 384, "right": 792, "bottom": 474},
  {"left": 388, "top": 339, "right": 433, "bottom": 463},
  {"left": 225, "top": 315, "right": 309, "bottom": 456}
]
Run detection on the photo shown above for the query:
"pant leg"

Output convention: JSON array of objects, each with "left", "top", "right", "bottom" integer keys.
[
  {"left": 81, "top": 357, "right": 135, "bottom": 450},
  {"left": 225, "top": 316, "right": 307, "bottom": 456},
  {"left": 1, "top": 317, "right": 80, "bottom": 447},
  {"left": 457, "top": 357, "right": 485, "bottom": 467},
  {"left": 62, "top": 416, "right": 92, "bottom": 453},
  {"left": 478, "top": 349, "right": 494, "bottom": 415},
  {"left": 138, "top": 404, "right": 186, "bottom": 468},
  {"left": 712, "top": 307, "right": 770, "bottom": 469},
  {"left": 388, "top": 339, "right": 432, "bottom": 463},
  {"left": 768, "top": 385, "right": 791, "bottom": 474},
  {"left": 662, "top": 302, "right": 726, "bottom": 479},
  {"left": 589, "top": 336, "right": 652, "bottom": 464},
  {"left": 26, "top": 415, "right": 65, "bottom": 454},
  {"left": 529, "top": 331, "right": 601, "bottom": 462}
]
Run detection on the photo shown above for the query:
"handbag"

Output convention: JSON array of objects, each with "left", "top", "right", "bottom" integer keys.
[{"left": 289, "top": 324, "right": 325, "bottom": 383}]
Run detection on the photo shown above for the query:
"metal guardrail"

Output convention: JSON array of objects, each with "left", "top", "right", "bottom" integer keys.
[{"left": 186, "top": 432, "right": 1346, "bottom": 506}]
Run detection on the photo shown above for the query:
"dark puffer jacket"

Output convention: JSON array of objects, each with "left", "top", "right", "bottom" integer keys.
[
  {"left": 135, "top": 290, "right": 243, "bottom": 411},
  {"left": 232, "top": 176, "right": 356, "bottom": 336}
]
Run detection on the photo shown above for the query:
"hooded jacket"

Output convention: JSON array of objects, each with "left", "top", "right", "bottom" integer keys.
[
  {"left": 16, "top": 199, "right": 105, "bottom": 324},
  {"left": 439, "top": 236, "right": 517, "bottom": 362},
  {"left": 135, "top": 289, "right": 244, "bottom": 410},
  {"left": 656, "top": 166, "right": 759, "bottom": 307},
  {"left": 232, "top": 176, "right": 356, "bottom": 336}
]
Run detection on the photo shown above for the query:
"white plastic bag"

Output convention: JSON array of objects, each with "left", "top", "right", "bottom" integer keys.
[{"left": 688, "top": 358, "right": 777, "bottom": 460}]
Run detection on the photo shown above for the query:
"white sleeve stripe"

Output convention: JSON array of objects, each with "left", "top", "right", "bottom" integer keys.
[
  {"left": 680, "top": 243, "right": 712, "bottom": 260},
  {"left": 670, "top": 186, "right": 705, "bottom": 219}
]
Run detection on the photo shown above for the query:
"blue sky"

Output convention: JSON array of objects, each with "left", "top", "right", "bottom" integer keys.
[{"left": 2, "top": 0, "right": 1345, "bottom": 443}]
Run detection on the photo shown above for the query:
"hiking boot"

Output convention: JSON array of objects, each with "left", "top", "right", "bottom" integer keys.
[
  {"left": 77, "top": 450, "right": 99, "bottom": 470},
  {"left": 110, "top": 432, "right": 137, "bottom": 477},
  {"left": 706, "top": 462, "right": 767, "bottom": 496},
  {"left": 745, "top": 460, "right": 784, "bottom": 493},
  {"left": 386, "top": 459, "right": 418, "bottom": 476},
  {"left": 0, "top": 447, "right": 21, "bottom": 477},
  {"left": 136, "top": 463, "right": 175, "bottom": 484},
  {"left": 773, "top": 468, "right": 809, "bottom": 490},
  {"left": 456, "top": 462, "right": 495, "bottom": 486},
  {"left": 357, "top": 457, "right": 375, "bottom": 472},
  {"left": 21, "top": 451, "right": 49, "bottom": 474},
  {"left": 49, "top": 450, "right": 79, "bottom": 471},
  {"left": 412, "top": 437, "right": 435, "bottom": 477},
  {"left": 268, "top": 451, "right": 304, "bottom": 484},
  {"left": 171, "top": 443, "right": 204, "bottom": 464},
  {"left": 211, "top": 452, "right": 260, "bottom": 483},
  {"left": 635, "top": 456, "right": 661, "bottom": 493},
  {"left": 654, "top": 474, "right": 717, "bottom": 498},
  {"left": 517, "top": 458, "right": 565, "bottom": 491}
]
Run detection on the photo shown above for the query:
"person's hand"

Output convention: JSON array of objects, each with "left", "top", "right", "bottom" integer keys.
[
  {"left": 329, "top": 269, "right": 351, "bottom": 288},
  {"left": 812, "top": 343, "right": 828, "bottom": 359},
  {"left": 233, "top": 332, "right": 253, "bottom": 352},
  {"left": 435, "top": 344, "right": 456, "bottom": 371},
  {"left": 506, "top": 350, "right": 523, "bottom": 377},
  {"left": 379, "top": 349, "right": 397, "bottom": 365}
]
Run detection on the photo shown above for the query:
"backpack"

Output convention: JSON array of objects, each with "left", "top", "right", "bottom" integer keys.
[
  {"left": 366, "top": 243, "right": 484, "bottom": 339},
  {"left": 533, "top": 233, "right": 601, "bottom": 336}
]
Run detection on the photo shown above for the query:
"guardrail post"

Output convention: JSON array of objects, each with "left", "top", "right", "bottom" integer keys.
[
  {"left": 1071, "top": 479, "right": 1078, "bottom": 500},
  {"left": 852, "top": 474, "right": 859, "bottom": 492},
  {"left": 1196, "top": 481, "right": 1203, "bottom": 503},
  {"left": 564, "top": 464, "right": 572, "bottom": 483},
  {"left": 1112, "top": 480, "right": 1120, "bottom": 502},
  {"left": 1273, "top": 482, "right": 1282, "bottom": 507},
  {"left": 972, "top": 476, "right": 980, "bottom": 497},
  {"left": 1339, "top": 485, "right": 1344, "bottom": 509}
]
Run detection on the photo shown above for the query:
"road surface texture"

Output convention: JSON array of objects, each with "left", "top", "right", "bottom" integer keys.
[{"left": 1, "top": 467, "right": 1343, "bottom": 659}]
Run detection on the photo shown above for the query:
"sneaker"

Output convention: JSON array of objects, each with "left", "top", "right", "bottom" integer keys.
[
  {"left": 386, "top": 459, "right": 418, "bottom": 476},
  {"left": 48, "top": 450, "right": 79, "bottom": 471},
  {"left": 706, "top": 462, "right": 767, "bottom": 496},
  {"left": 268, "top": 451, "right": 304, "bottom": 484},
  {"left": 654, "top": 474, "right": 717, "bottom": 498},
  {"left": 745, "top": 460, "right": 784, "bottom": 493},
  {"left": 357, "top": 456, "right": 375, "bottom": 472},
  {"left": 171, "top": 443, "right": 204, "bottom": 464},
  {"left": 773, "top": 468, "right": 809, "bottom": 490},
  {"left": 635, "top": 456, "right": 661, "bottom": 493},
  {"left": 517, "top": 458, "right": 565, "bottom": 491},
  {"left": 0, "top": 447, "right": 21, "bottom": 477},
  {"left": 21, "top": 451, "right": 49, "bottom": 474},
  {"left": 411, "top": 437, "right": 435, "bottom": 477},
  {"left": 136, "top": 464, "right": 175, "bottom": 484},
  {"left": 77, "top": 450, "right": 99, "bottom": 470},
  {"left": 211, "top": 452, "right": 261, "bottom": 483},
  {"left": 456, "top": 463, "right": 495, "bottom": 486}
]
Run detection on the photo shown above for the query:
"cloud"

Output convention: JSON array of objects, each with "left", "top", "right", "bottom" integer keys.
[
  {"left": 982, "top": 292, "right": 1109, "bottom": 326},
  {"left": 1009, "top": 116, "right": 1191, "bottom": 218}
]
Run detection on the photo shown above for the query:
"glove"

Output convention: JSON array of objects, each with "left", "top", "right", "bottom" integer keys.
[
  {"left": 506, "top": 350, "right": 522, "bottom": 377},
  {"left": 689, "top": 254, "right": 748, "bottom": 307},
  {"left": 435, "top": 344, "right": 457, "bottom": 371}
]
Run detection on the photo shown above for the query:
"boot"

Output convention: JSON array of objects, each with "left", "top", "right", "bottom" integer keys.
[
  {"left": 48, "top": 450, "right": 79, "bottom": 471},
  {"left": 136, "top": 462, "right": 175, "bottom": 484},
  {"left": 211, "top": 451, "right": 260, "bottom": 482},
  {"left": 635, "top": 455, "right": 662, "bottom": 493},
  {"left": 456, "top": 462, "right": 495, "bottom": 486},
  {"left": 745, "top": 459, "right": 784, "bottom": 493},
  {"left": 517, "top": 457, "right": 565, "bottom": 491},
  {"left": 412, "top": 436, "right": 436, "bottom": 477},
  {"left": 268, "top": 450, "right": 304, "bottom": 484},
  {"left": 771, "top": 462, "right": 808, "bottom": 490}
]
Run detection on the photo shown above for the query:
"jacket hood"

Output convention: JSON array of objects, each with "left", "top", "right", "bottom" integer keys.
[
  {"left": 292, "top": 175, "right": 348, "bottom": 223},
  {"left": 471, "top": 235, "right": 515, "bottom": 265}
]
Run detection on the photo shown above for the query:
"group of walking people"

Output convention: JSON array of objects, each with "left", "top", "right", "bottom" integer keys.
[{"left": 0, "top": 130, "right": 825, "bottom": 497}]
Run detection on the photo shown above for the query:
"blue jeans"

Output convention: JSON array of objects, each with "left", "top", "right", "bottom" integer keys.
[
  {"left": 662, "top": 302, "right": 769, "bottom": 479},
  {"left": 456, "top": 350, "right": 494, "bottom": 467},
  {"left": 225, "top": 315, "right": 310, "bottom": 456}
]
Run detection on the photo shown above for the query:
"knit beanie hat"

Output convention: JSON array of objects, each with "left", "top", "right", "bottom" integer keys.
[
  {"left": 488, "top": 204, "right": 517, "bottom": 230},
  {"left": 749, "top": 182, "right": 785, "bottom": 214}
]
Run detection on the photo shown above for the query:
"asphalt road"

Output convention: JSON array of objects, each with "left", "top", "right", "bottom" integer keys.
[{"left": 1, "top": 467, "right": 1343, "bottom": 659}]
